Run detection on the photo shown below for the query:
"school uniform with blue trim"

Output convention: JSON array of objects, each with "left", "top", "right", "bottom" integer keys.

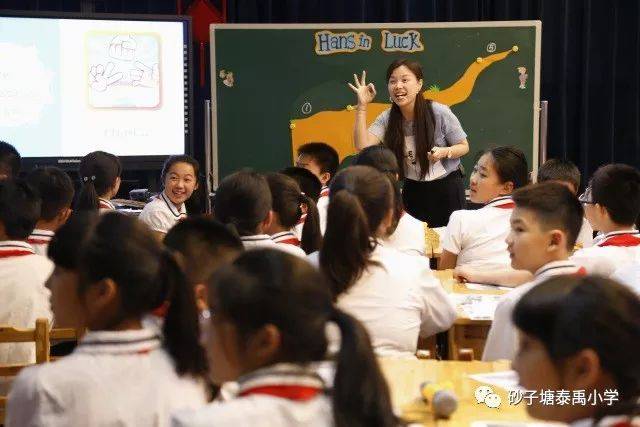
[
  {"left": 27, "top": 229, "right": 55, "bottom": 256},
  {"left": 139, "top": 192, "right": 187, "bottom": 234}
]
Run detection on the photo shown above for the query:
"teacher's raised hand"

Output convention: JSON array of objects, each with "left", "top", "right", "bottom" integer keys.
[{"left": 348, "top": 70, "right": 377, "bottom": 107}]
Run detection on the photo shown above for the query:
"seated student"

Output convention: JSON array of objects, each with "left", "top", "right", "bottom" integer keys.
[
  {"left": 25, "top": 167, "right": 74, "bottom": 256},
  {"left": 570, "top": 163, "right": 640, "bottom": 277},
  {"left": 0, "top": 140, "right": 21, "bottom": 181},
  {"left": 139, "top": 155, "right": 199, "bottom": 238},
  {"left": 171, "top": 249, "right": 397, "bottom": 427},
  {"left": 482, "top": 182, "right": 584, "bottom": 361},
  {"left": 353, "top": 145, "right": 428, "bottom": 256},
  {"left": 314, "top": 166, "right": 456, "bottom": 357},
  {"left": 164, "top": 216, "right": 244, "bottom": 313},
  {"left": 76, "top": 151, "right": 122, "bottom": 212},
  {"left": 6, "top": 213, "right": 208, "bottom": 426},
  {"left": 0, "top": 180, "right": 53, "bottom": 365},
  {"left": 281, "top": 166, "right": 322, "bottom": 239},
  {"left": 440, "top": 146, "right": 529, "bottom": 270},
  {"left": 295, "top": 142, "right": 339, "bottom": 235},
  {"left": 612, "top": 263, "right": 640, "bottom": 297},
  {"left": 265, "top": 173, "right": 321, "bottom": 255},
  {"left": 537, "top": 158, "right": 594, "bottom": 248},
  {"left": 512, "top": 275, "right": 640, "bottom": 426}
]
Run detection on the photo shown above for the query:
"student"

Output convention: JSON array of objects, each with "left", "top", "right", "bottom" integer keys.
[
  {"left": 265, "top": 173, "right": 321, "bottom": 255},
  {"left": 76, "top": 151, "right": 122, "bottom": 212},
  {"left": 280, "top": 166, "right": 322, "bottom": 240},
  {"left": 570, "top": 164, "right": 640, "bottom": 277},
  {"left": 0, "top": 140, "right": 21, "bottom": 180},
  {"left": 440, "top": 146, "right": 529, "bottom": 270},
  {"left": 537, "top": 158, "right": 594, "bottom": 248},
  {"left": 482, "top": 182, "right": 584, "bottom": 361},
  {"left": 139, "top": 155, "right": 199, "bottom": 238},
  {"left": 6, "top": 213, "right": 208, "bottom": 426},
  {"left": 315, "top": 166, "right": 456, "bottom": 357},
  {"left": 25, "top": 167, "right": 74, "bottom": 255},
  {"left": 171, "top": 249, "right": 397, "bottom": 427},
  {"left": 512, "top": 275, "right": 640, "bottom": 425},
  {"left": 353, "top": 145, "right": 428, "bottom": 256},
  {"left": 295, "top": 142, "right": 339, "bottom": 235},
  {"left": 0, "top": 180, "right": 53, "bottom": 365},
  {"left": 164, "top": 216, "right": 244, "bottom": 313}
]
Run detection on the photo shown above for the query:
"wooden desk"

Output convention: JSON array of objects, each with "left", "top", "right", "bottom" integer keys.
[{"left": 379, "top": 358, "right": 533, "bottom": 426}]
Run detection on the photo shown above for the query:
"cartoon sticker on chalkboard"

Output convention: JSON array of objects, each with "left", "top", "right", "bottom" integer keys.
[
  {"left": 517, "top": 66, "right": 528, "bottom": 89},
  {"left": 219, "top": 70, "right": 235, "bottom": 87}
]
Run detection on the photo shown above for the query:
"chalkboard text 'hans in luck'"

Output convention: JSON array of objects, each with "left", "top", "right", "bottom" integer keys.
[{"left": 314, "top": 29, "right": 424, "bottom": 55}]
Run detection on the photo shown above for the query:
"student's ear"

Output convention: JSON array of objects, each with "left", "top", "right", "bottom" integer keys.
[
  {"left": 548, "top": 229, "right": 565, "bottom": 252},
  {"left": 378, "top": 207, "right": 395, "bottom": 236},
  {"left": 261, "top": 210, "right": 274, "bottom": 232},
  {"left": 111, "top": 176, "right": 122, "bottom": 197},
  {"left": 562, "top": 349, "right": 603, "bottom": 391},
  {"left": 193, "top": 283, "right": 208, "bottom": 312},
  {"left": 56, "top": 207, "right": 73, "bottom": 228},
  {"left": 247, "top": 324, "right": 281, "bottom": 365},
  {"left": 502, "top": 181, "right": 515, "bottom": 195},
  {"left": 82, "top": 278, "right": 120, "bottom": 329},
  {"left": 319, "top": 172, "right": 331, "bottom": 186},
  {"left": 417, "top": 78, "right": 424, "bottom": 93}
]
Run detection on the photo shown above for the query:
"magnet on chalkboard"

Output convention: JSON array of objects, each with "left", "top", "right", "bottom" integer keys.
[
  {"left": 346, "top": 105, "right": 354, "bottom": 111},
  {"left": 289, "top": 122, "right": 296, "bottom": 130},
  {"left": 517, "top": 67, "right": 528, "bottom": 89}
]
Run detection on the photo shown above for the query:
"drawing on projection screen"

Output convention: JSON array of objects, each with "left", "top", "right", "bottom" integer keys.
[{"left": 86, "top": 33, "right": 161, "bottom": 109}]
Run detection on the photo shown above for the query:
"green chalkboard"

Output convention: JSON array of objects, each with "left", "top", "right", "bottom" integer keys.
[{"left": 210, "top": 22, "right": 541, "bottom": 184}]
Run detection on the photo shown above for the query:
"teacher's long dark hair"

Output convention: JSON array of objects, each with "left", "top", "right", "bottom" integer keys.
[{"left": 383, "top": 59, "right": 436, "bottom": 181}]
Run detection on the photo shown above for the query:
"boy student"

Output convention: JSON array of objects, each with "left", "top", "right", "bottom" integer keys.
[
  {"left": 536, "top": 158, "right": 594, "bottom": 248},
  {"left": 295, "top": 142, "right": 339, "bottom": 234},
  {"left": 483, "top": 182, "right": 584, "bottom": 361},
  {"left": 0, "top": 180, "right": 53, "bottom": 365},
  {"left": 25, "top": 167, "right": 75, "bottom": 256},
  {"left": 570, "top": 163, "right": 640, "bottom": 277},
  {"left": 0, "top": 140, "right": 21, "bottom": 180}
]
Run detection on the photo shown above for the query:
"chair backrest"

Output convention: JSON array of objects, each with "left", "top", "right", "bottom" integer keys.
[{"left": 0, "top": 318, "right": 50, "bottom": 377}]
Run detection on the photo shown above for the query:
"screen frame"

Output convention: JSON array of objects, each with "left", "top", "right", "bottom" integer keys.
[{"left": 0, "top": 10, "right": 193, "bottom": 171}]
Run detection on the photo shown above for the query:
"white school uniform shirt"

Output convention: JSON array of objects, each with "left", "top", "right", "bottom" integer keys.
[
  {"left": 6, "top": 328, "right": 207, "bottom": 427},
  {"left": 308, "top": 243, "right": 457, "bottom": 357},
  {"left": 575, "top": 217, "right": 594, "bottom": 249},
  {"left": 317, "top": 186, "right": 329, "bottom": 235},
  {"left": 441, "top": 196, "right": 514, "bottom": 269},
  {"left": 171, "top": 363, "right": 332, "bottom": 427},
  {"left": 241, "top": 235, "right": 307, "bottom": 259},
  {"left": 383, "top": 211, "right": 427, "bottom": 256},
  {"left": 271, "top": 231, "right": 307, "bottom": 257},
  {"left": 570, "top": 229, "right": 640, "bottom": 277},
  {"left": 98, "top": 197, "right": 116, "bottom": 213},
  {"left": 26, "top": 229, "right": 55, "bottom": 256},
  {"left": 0, "top": 241, "right": 53, "bottom": 365},
  {"left": 482, "top": 260, "right": 585, "bottom": 362},
  {"left": 139, "top": 192, "right": 187, "bottom": 234},
  {"left": 612, "top": 262, "right": 640, "bottom": 296}
]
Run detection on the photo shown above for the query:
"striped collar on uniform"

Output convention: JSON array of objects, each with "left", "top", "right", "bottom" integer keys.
[
  {"left": 27, "top": 229, "right": 55, "bottom": 245},
  {"left": 76, "top": 328, "right": 161, "bottom": 355},
  {"left": 319, "top": 186, "right": 329, "bottom": 198},
  {"left": 241, "top": 234, "right": 272, "bottom": 243},
  {"left": 160, "top": 192, "right": 187, "bottom": 219},
  {"left": 484, "top": 196, "right": 515, "bottom": 209},
  {"left": 595, "top": 230, "right": 640, "bottom": 247},
  {"left": 272, "top": 231, "right": 301, "bottom": 247},
  {"left": 98, "top": 198, "right": 116, "bottom": 210},
  {"left": 534, "top": 260, "right": 585, "bottom": 280},
  {"left": 0, "top": 241, "right": 35, "bottom": 258},
  {"left": 237, "top": 363, "right": 326, "bottom": 401}
]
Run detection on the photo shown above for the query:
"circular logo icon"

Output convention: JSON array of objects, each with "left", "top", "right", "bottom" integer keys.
[
  {"left": 487, "top": 42, "right": 497, "bottom": 53},
  {"left": 301, "top": 102, "right": 312, "bottom": 115}
]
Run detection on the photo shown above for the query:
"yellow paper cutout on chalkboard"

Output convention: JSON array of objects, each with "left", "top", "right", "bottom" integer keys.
[{"left": 290, "top": 48, "right": 516, "bottom": 163}]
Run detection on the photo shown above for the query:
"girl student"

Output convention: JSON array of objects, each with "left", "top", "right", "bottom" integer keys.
[
  {"left": 171, "top": 249, "right": 397, "bottom": 427},
  {"left": 512, "top": 275, "right": 640, "bottom": 426},
  {"left": 439, "top": 146, "right": 529, "bottom": 271},
  {"left": 139, "top": 155, "right": 199, "bottom": 238},
  {"left": 76, "top": 150, "right": 122, "bottom": 212},
  {"left": 264, "top": 172, "right": 322, "bottom": 255},
  {"left": 6, "top": 212, "right": 208, "bottom": 427},
  {"left": 353, "top": 145, "right": 428, "bottom": 256},
  {"left": 350, "top": 59, "right": 470, "bottom": 227},
  {"left": 316, "top": 165, "right": 456, "bottom": 357}
]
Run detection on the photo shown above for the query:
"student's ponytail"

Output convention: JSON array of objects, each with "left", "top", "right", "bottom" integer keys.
[
  {"left": 299, "top": 193, "right": 322, "bottom": 254},
  {"left": 159, "top": 249, "right": 208, "bottom": 377},
  {"left": 76, "top": 151, "right": 122, "bottom": 212},
  {"left": 75, "top": 177, "right": 100, "bottom": 211},
  {"left": 330, "top": 308, "right": 397, "bottom": 427}
]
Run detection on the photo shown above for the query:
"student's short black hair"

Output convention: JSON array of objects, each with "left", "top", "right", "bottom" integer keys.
[
  {"left": 0, "top": 141, "right": 21, "bottom": 179},
  {"left": 512, "top": 182, "right": 584, "bottom": 251},
  {"left": 281, "top": 166, "right": 322, "bottom": 202},
  {"left": 0, "top": 179, "right": 41, "bottom": 240},
  {"left": 589, "top": 164, "right": 640, "bottom": 226},
  {"left": 537, "top": 159, "right": 581, "bottom": 193},
  {"left": 297, "top": 142, "right": 339, "bottom": 182},
  {"left": 26, "top": 167, "right": 75, "bottom": 221},
  {"left": 164, "top": 216, "right": 243, "bottom": 285}
]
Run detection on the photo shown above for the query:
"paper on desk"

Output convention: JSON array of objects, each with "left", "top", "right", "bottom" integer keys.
[
  {"left": 465, "top": 282, "right": 512, "bottom": 292},
  {"left": 450, "top": 293, "right": 502, "bottom": 320},
  {"left": 468, "top": 370, "right": 520, "bottom": 392}
]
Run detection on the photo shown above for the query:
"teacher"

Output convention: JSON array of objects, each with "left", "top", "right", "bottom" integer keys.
[{"left": 350, "top": 59, "right": 470, "bottom": 227}]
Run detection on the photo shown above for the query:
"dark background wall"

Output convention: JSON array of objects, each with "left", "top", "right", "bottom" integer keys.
[{"left": 2, "top": 0, "right": 639, "bottom": 191}]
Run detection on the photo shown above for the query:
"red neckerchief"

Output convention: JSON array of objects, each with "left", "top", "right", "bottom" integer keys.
[
  {"left": 239, "top": 384, "right": 322, "bottom": 401},
  {"left": 485, "top": 196, "right": 515, "bottom": 209},
  {"left": 272, "top": 232, "right": 301, "bottom": 247},
  {"left": 597, "top": 232, "right": 640, "bottom": 247},
  {"left": 0, "top": 243, "right": 35, "bottom": 259},
  {"left": 319, "top": 187, "right": 329, "bottom": 198}
]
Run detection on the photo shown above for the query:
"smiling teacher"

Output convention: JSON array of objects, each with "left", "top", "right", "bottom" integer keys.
[{"left": 350, "top": 59, "right": 470, "bottom": 227}]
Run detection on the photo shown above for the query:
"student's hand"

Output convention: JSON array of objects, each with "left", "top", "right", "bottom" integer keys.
[
  {"left": 428, "top": 146, "right": 451, "bottom": 162},
  {"left": 453, "top": 266, "right": 475, "bottom": 283},
  {"left": 348, "top": 70, "right": 376, "bottom": 107}
]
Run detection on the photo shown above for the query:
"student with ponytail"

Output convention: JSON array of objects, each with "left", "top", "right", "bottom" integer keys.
[
  {"left": 7, "top": 213, "right": 208, "bottom": 427},
  {"left": 171, "top": 249, "right": 397, "bottom": 427},
  {"left": 315, "top": 166, "right": 456, "bottom": 357},
  {"left": 76, "top": 151, "right": 122, "bottom": 212},
  {"left": 265, "top": 173, "right": 322, "bottom": 255},
  {"left": 512, "top": 275, "right": 640, "bottom": 426}
]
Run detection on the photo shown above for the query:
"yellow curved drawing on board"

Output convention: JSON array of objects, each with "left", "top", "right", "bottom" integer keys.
[{"left": 290, "top": 48, "right": 516, "bottom": 163}]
